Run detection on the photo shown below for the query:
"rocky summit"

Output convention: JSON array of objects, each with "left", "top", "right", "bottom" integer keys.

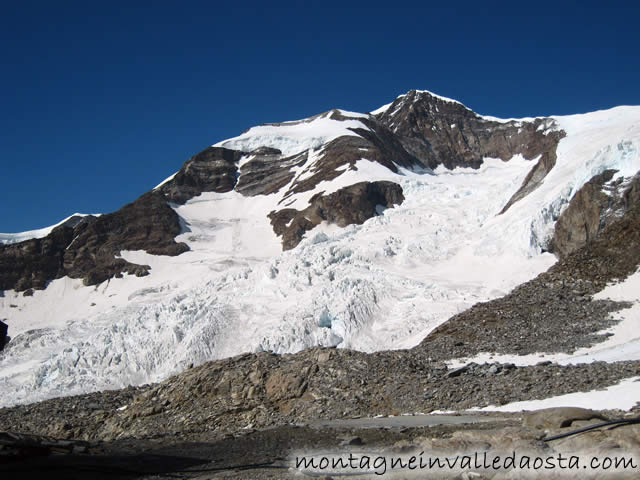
[{"left": 1, "top": 90, "right": 640, "bottom": 478}]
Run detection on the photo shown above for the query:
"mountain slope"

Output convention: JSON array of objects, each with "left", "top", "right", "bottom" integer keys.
[{"left": 0, "top": 90, "right": 639, "bottom": 408}]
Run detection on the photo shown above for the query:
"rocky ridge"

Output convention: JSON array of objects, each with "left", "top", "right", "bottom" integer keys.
[
  {"left": 374, "top": 90, "right": 565, "bottom": 213},
  {"left": 0, "top": 192, "right": 189, "bottom": 292},
  {"left": 552, "top": 170, "right": 640, "bottom": 257}
]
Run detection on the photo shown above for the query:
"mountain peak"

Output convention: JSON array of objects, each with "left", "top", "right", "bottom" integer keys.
[
  {"left": 1, "top": 91, "right": 640, "bottom": 410},
  {"left": 371, "top": 89, "right": 466, "bottom": 116},
  {"left": 408, "top": 89, "right": 464, "bottom": 105}
]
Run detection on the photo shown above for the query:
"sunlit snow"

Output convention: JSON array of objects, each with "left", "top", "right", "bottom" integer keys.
[{"left": 214, "top": 110, "right": 369, "bottom": 157}]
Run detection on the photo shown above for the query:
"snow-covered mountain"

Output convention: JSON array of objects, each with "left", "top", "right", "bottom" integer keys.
[{"left": 1, "top": 90, "right": 639, "bottom": 408}]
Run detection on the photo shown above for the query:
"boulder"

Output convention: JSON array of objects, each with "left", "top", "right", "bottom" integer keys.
[{"left": 523, "top": 407, "right": 608, "bottom": 430}]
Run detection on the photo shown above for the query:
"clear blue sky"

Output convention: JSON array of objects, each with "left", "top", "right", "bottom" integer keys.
[{"left": 1, "top": 1, "right": 639, "bottom": 232}]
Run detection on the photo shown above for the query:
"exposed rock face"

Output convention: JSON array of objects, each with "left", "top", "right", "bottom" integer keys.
[
  {"left": 0, "top": 320, "right": 7, "bottom": 351},
  {"left": 235, "top": 149, "right": 307, "bottom": 196},
  {"left": 216, "top": 110, "right": 422, "bottom": 202},
  {"left": 376, "top": 90, "right": 561, "bottom": 169},
  {"left": 0, "top": 223, "right": 79, "bottom": 291},
  {"left": 0, "top": 192, "right": 188, "bottom": 291},
  {"left": 159, "top": 146, "right": 242, "bottom": 203},
  {"left": 57, "top": 214, "right": 96, "bottom": 230},
  {"left": 63, "top": 191, "right": 189, "bottom": 286},
  {"left": 269, "top": 181, "right": 405, "bottom": 250},
  {"left": 552, "top": 171, "right": 640, "bottom": 257},
  {"left": 375, "top": 90, "right": 565, "bottom": 211},
  {"left": 277, "top": 132, "right": 417, "bottom": 202},
  {"left": 499, "top": 140, "right": 561, "bottom": 214}
]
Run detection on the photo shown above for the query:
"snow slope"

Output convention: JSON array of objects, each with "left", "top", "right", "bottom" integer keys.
[
  {"left": 214, "top": 110, "right": 369, "bottom": 156},
  {"left": 1, "top": 103, "right": 640, "bottom": 408},
  {"left": 475, "top": 376, "right": 640, "bottom": 412}
]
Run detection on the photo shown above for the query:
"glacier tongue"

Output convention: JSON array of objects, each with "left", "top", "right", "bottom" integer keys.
[{"left": 1, "top": 106, "right": 640, "bottom": 408}]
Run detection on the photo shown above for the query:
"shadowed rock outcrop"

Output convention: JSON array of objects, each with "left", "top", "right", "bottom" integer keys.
[
  {"left": 0, "top": 223, "right": 79, "bottom": 292},
  {"left": 159, "top": 146, "right": 243, "bottom": 203},
  {"left": 234, "top": 110, "right": 422, "bottom": 202},
  {"left": 63, "top": 191, "right": 189, "bottom": 286},
  {"left": 269, "top": 181, "right": 405, "bottom": 250},
  {"left": 376, "top": 90, "right": 563, "bottom": 169},
  {"left": 0, "top": 192, "right": 188, "bottom": 291},
  {"left": 235, "top": 149, "right": 307, "bottom": 197},
  {"left": 0, "top": 320, "right": 7, "bottom": 351},
  {"left": 552, "top": 171, "right": 640, "bottom": 257},
  {"left": 375, "top": 90, "right": 565, "bottom": 211}
]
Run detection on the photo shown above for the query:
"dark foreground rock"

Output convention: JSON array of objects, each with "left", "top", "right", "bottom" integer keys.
[
  {"left": 2, "top": 408, "right": 640, "bottom": 479},
  {"left": 0, "top": 419, "right": 515, "bottom": 479},
  {"left": 0, "top": 345, "right": 638, "bottom": 443}
]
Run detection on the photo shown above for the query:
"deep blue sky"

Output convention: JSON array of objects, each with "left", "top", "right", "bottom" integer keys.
[{"left": 2, "top": 1, "right": 639, "bottom": 232}]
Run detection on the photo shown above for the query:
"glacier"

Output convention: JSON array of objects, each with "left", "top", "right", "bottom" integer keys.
[{"left": 1, "top": 101, "right": 640, "bottom": 408}]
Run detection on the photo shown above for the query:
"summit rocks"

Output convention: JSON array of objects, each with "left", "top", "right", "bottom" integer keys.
[{"left": 375, "top": 90, "right": 565, "bottom": 212}]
